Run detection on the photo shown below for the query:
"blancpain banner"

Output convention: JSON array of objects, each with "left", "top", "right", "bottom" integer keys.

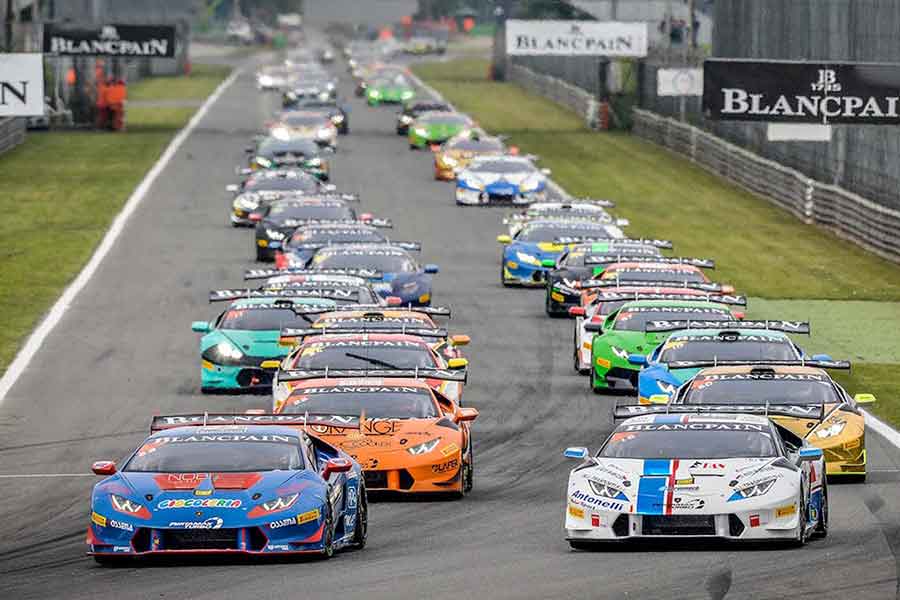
[
  {"left": 43, "top": 24, "right": 176, "bottom": 58},
  {"left": 0, "top": 54, "right": 45, "bottom": 117},
  {"left": 506, "top": 20, "right": 648, "bottom": 57},
  {"left": 704, "top": 59, "right": 900, "bottom": 124}
]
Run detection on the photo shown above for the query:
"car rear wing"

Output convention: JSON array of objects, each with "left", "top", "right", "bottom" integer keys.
[
  {"left": 580, "top": 280, "right": 728, "bottom": 292},
  {"left": 279, "top": 217, "right": 392, "bottom": 228},
  {"left": 665, "top": 359, "right": 850, "bottom": 370},
  {"left": 289, "top": 240, "right": 420, "bottom": 251},
  {"left": 244, "top": 267, "right": 383, "bottom": 281},
  {"left": 279, "top": 325, "right": 449, "bottom": 343},
  {"left": 585, "top": 256, "right": 714, "bottom": 268},
  {"left": 288, "top": 305, "right": 451, "bottom": 317},
  {"left": 643, "top": 320, "right": 810, "bottom": 334},
  {"left": 551, "top": 236, "right": 621, "bottom": 245},
  {"left": 209, "top": 288, "right": 360, "bottom": 302},
  {"left": 613, "top": 403, "right": 825, "bottom": 420},
  {"left": 149, "top": 413, "right": 360, "bottom": 433},
  {"left": 593, "top": 292, "right": 747, "bottom": 306},
  {"left": 277, "top": 367, "right": 467, "bottom": 383}
]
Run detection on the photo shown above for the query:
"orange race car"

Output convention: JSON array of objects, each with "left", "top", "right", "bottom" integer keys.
[{"left": 273, "top": 372, "right": 478, "bottom": 495}]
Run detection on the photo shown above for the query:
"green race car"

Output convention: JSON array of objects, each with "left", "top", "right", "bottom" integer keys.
[
  {"left": 587, "top": 299, "right": 737, "bottom": 393},
  {"left": 408, "top": 111, "right": 474, "bottom": 149},
  {"left": 366, "top": 74, "right": 416, "bottom": 106},
  {"left": 191, "top": 297, "right": 335, "bottom": 393}
]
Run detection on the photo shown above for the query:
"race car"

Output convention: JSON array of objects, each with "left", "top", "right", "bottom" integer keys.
[
  {"left": 256, "top": 64, "right": 291, "bottom": 90},
  {"left": 270, "top": 330, "right": 469, "bottom": 406},
  {"left": 543, "top": 243, "right": 679, "bottom": 316},
  {"left": 274, "top": 222, "right": 419, "bottom": 269},
  {"left": 191, "top": 297, "right": 338, "bottom": 393},
  {"left": 587, "top": 299, "right": 740, "bottom": 392},
  {"left": 409, "top": 111, "right": 474, "bottom": 149},
  {"left": 396, "top": 99, "right": 452, "bottom": 135},
  {"left": 433, "top": 131, "right": 505, "bottom": 180},
  {"left": 228, "top": 173, "right": 331, "bottom": 225},
  {"left": 597, "top": 261, "right": 734, "bottom": 292},
  {"left": 307, "top": 244, "right": 439, "bottom": 306},
  {"left": 87, "top": 414, "right": 365, "bottom": 562},
  {"left": 629, "top": 320, "right": 833, "bottom": 402},
  {"left": 268, "top": 111, "right": 338, "bottom": 149},
  {"left": 244, "top": 136, "right": 331, "bottom": 180},
  {"left": 455, "top": 155, "right": 550, "bottom": 205},
  {"left": 281, "top": 75, "right": 338, "bottom": 104},
  {"left": 666, "top": 361, "right": 875, "bottom": 478},
  {"left": 564, "top": 409, "right": 826, "bottom": 547},
  {"left": 570, "top": 287, "right": 746, "bottom": 374},
  {"left": 366, "top": 73, "right": 416, "bottom": 106},
  {"left": 496, "top": 219, "right": 625, "bottom": 287},
  {"left": 503, "top": 200, "right": 616, "bottom": 228},
  {"left": 273, "top": 371, "right": 476, "bottom": 496},
  {"left": 281, "top": 98, "right": 349, "bottom": 134}
]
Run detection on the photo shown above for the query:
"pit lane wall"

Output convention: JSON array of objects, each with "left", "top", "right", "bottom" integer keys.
[
  {"left": 633, "top": 108, "right": 900, "bottom": 264},
  {"left": 0, "top": 118, "right": 26, "bottom": 156}
]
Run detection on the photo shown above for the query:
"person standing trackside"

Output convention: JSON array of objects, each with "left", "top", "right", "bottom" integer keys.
[{"left": 106, "top": 77, "right": 127, "bottom": 131}]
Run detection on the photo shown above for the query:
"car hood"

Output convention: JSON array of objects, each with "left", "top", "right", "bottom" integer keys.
[{"left": 206, "top": 329, "right": 286, "bottom": 357}]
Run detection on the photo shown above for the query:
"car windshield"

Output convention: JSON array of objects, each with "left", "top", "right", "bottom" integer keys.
[
  {"left": 269, "top": 203, "right": 354, "bottom": 221},
  {"left": 450, "top": 139, "right": 503, "bottom": 152},
  {"left": 518, "top": 224, "right": 611, "bottom": 242},
  {"left": 295, "top": 342, "right": 436, "bottom": 369},
  {"left": 560, "top": 252, "right": 586, "bottom": 267},
  {"left": 605, "top": 269, "right": 708, "bottom": 283},
  {"left": 125, "top": 436, "right": 303, "bottom": 472},
  {"left": 682, "top": 372, "right": 840, "bottom": 405},
  {"left": 246, "top": 177, "right": 319, "bottom": 193},
  {"left": 660, "top": 337, "right": 799, "bottom": 362},
  {"left": 470, "top": 160, "right": 533, "bottom": 174},
  {"left": 313, "top": 251, "right": 417, "bottom": 273},
  {"left": 600, "top": 426, "right": 777, "bottom": 459},
  {"left": 259, "top": 139, "right": 319, "bottom": 156},
  {"left": 612, "top": 307, "right": 732, "bottom": 331},
  {"left": 219, "top": 307, "right": 313, "bottom": 331},
  {"left": 283, "top": 389, "right": 438, "bottom": 418},
  {"left": 290, "top": 227, "right": 383, "bottom": 245},
  {"left": 422, "top": 114, "right": 468, "bottom": 126},
  {"left": 283, "top": 114, "right": 326, "bottom": 126}
]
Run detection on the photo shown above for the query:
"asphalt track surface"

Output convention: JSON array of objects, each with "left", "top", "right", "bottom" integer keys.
[{"left": 3, "top": 51, "right": 900, "bottom": 600}]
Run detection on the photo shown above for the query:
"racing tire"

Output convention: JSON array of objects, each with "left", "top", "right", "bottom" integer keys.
[
  {"left": 500, "top": 264, "right": 512, "bottom": 287},
  {"left": 590, "top": 368, "right": 605, "bottom": 394},
  {"left": 255, "top": 246, "right": 271, "bottom": 262},
  {"left": 790, "top": 489, "right": 810, "bottom": 547},
  {"left": 463, "top": 442, "right": 474, "bottom": 494},
  {"left": 319, "top": 506, "right": 335, "bottom": 559},
  {"left": 814, "top": 481, "right": 829, "bottom": 538},
  {"left": 351, "top": 483, "right": 368, "bottom": 550},
  {"left": 573, "top": 327, "right": 583, "bottom": 374},
  {"left": 409, "top": 144, "right": 418, "bottom": 150}
]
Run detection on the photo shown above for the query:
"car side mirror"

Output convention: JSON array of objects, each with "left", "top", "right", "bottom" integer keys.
[
  {"left": 386, "top": 296, "right": 403, "bottom": 306},
  {"left": 191, "top": 321, "right": 211, "bottom": 333},
  {"left": 854, "top": 393, "right": 877, "bottom": 404},
  {"left": 584, "top": 322, "right": 603, "bottom": 332},
  {"left": 496, "top": 234, "right": 512, "bottom": 244},
  {"left": 450, "top": 334, "right": 470, "bottom": 347},
  {"left": 424, "top": 264, "right": 440, "bottom": 274},
  {"left": 798, "top": 447, "right": 823, "bottom": 462},
  {"left": 225, "top": 184, "right": 239, "bottom": 193},
  {"left": 456, "top": 407, "right": 478, "bottom": 422},
  {"left": 91, "top": 461, "right": 117, "bottom": 476},
  {"left": 564, "top": 447, "right": 588, "bottom": 459},
  {"left": 447, "top": 358, "right": 468, "bottom": 370},
  {"left": 568, "top": 307, "right": 585, "bottom": 317},
  {"left": 323, "top": 457, "right": 353, "bottom": 480},
  {"left": 811, "top": 353, "right": 833, "bottom": 361},
  {"left": 541, "top": 258, "right": 556, "bottom": 268},
  {"left": 627, "top": 354, "right": 647, "bottom": 366}
]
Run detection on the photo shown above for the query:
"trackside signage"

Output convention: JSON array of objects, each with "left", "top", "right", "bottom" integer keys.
[
  {"left": 43, "top": 24, "right": 176, "bottom": 58},
  {"left": 506, "top": 20, "right": 648, "bottom": 58},
  {"left": 703, "top": 59, "right": 900, "bottom": 124},
  {"left": 0, "top": 54, "right": 44, "bottom": 117}
]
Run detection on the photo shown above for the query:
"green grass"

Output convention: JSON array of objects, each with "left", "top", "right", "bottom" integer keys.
[
  {"left": 416, "top": 58, "right": 900, "bottom": 426},
  {"left": 0, "top": 64, "right": 231, "bottom": 374},
  {"left": 129, "top": 63, "right": 231, "bottom": 102}
]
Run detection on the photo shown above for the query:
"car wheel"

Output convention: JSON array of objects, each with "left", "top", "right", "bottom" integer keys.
[
  {"left": 814, "top": 481, "right": 828, "bottom": 538},
  {"left": 409, "top": 143, "right": 418, "bottom": 150},
  {"left": 320, "top": 506, "right": 334, "bottom": 558},
  {"left": 351, "top": 483, "right": 368, "bottom": 549},
  {"left": 791, "top": 489, "right": 809, "bottom": 547},
  {"left": 573, "top": 328, "right": 583, "bottom": 374},
  {"left": 500, "top": 263, "right": 512, "bottom": 287},
  {"left": 464, "top": 442, "right": 474, "bottom": 493},
  {"left": 590, "top": 367, "right": 604, "bottom": 394},
  {"left": 255, "top": 247, "right": 270, "bottom": 262}
]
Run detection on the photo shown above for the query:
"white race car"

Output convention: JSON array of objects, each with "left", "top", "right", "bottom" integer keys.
[
  {"left": 502, "top": 201, "right": 627, "bottom": 236},
  {"left": 564, "top": 408, "right": 827, "bottom": 547},
  {"left": 455, "top": 155, "right": 550, "bottom": 206}
]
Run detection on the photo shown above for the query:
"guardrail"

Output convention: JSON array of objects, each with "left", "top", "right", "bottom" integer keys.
[
  {"left": 0, "top": 118, "right": 26, "bottom": 156},
  {"left": 633, "top": 108, "right": 900, "bottom": 263},
  {"left": 507, "top": 63, "right": 599, "bottom": 130}
]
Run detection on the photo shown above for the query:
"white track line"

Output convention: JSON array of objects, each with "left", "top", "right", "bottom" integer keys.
[{"left": 0, "top": 69, "right": 241, "bottom": 405}]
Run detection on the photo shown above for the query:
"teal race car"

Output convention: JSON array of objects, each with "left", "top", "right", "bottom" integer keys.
[
  {"left": 366, "top": 74, "right": 416, "bottom": 106},
  {"left": 409, "top": 112, "right": 474, "bottom": 149},
  {"left": 192, "top": 297, "right": 335, "bottom": 393},
  {"left": 587, "top": 299, "right": 742, "bottom": 393}
]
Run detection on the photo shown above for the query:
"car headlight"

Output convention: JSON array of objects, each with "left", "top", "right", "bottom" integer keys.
[
  {"left": 265, "top": 228, "right": 285, "bottom": 240},
  {"left": 732, "top": 477, "right": 777, "bottom": 499},
  {"left": 587, "top": 480, "right": 625, "bottom": 500},
  {"left": 442, "top": 156, "right": 457, "bottom": 167},
  {"left": 259, "top": 75, "right": 274, "bottom": 86},
  {"left": 407, "top": 438, "right": 441, "bottom": 455},
  {"left": 400, "top": 115, "right": 413, "bottom": 124},
  {"left": 331, "top": 115, "right": 344, "bottom": 124},
  {"left": 285, "top": 91, "right": 297, "bottom": 100},
  {"left": 515, "top": 251, "right": 541, "bottom": 266},
  {"left": 326, "top": 82, "right": 336, "bottom": 90},
  {"left": 259, "top": 493, "right": 299, "bottom": 513},
  {"left": 815, "top": 420, "right": 847, "bottom": 439},
  {"left": 111, "top": 494, "right": 145, "bottom": 515},
  {"left": 316, "top": 127, "right": 333, "bottom": 139},
  {"left": 413, "top": 127, "right": 428, "bottom": 137},
  {"left": 306, "top": 157, "right": 322, "bottom": 166},
  {"left": 203, "top": 341, "right": 244, "bottom": 365},
  {"left": 271, "top": 127, "right": 290, "bottom": 141},
  {"left": 610, "top": 346, "right": 630, "bottom": 361},
  {"left": 369, "top": 89, "right": 381, "bottom": 98},
  {"left": 235, "top": 197, "right": 258, "bottom": 212},
  {"left": 401, "top": 90, "right": 414, "bottom": 100},
  {"left": 254, "top": 156, "right": 272, "bottom": 168},
  {"left": 318, "top": 92, "right": 331, "bottom": 101},
  {"left": 520, "top": 175, "right": 543, "bottom": 192}
]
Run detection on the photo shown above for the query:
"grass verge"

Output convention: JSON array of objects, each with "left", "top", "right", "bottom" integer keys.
[
  {"left": 416, "top": 58, "right": 900, "bottom": 424},
  {"left": 0, "top": 64, "right": 231, "bottom": 374}
]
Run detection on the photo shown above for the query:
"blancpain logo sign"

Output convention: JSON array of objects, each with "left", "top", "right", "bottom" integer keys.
[
  {"left": 705, "top": 60, "right": 900, "bottom": 125},
  {"left": 506, "top": 20, "right": 648, "bottom": 58},
  {"left": 43, "top": 24, "right": 176, "bottom": 58}
]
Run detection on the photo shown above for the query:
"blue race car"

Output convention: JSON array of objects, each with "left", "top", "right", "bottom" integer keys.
[
  {"left": 628, "top": 320, "right": 833, "bottom": 403},
  {"left": 455, "top": 155, "right": 549, "bottom": 205},
  {"left": 276, "top": 222, "right": 420, "bottom": 269},
  {"left": 87, "top": 414, "right": 366, "bottom": 563},
  {"left": 307, "top": 243, "right": 438, "bottom": 306},
  {"left": 496, "top": 219, "right": 625, "bottom": 287}
]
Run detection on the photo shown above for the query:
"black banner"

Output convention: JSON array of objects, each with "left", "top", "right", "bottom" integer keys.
[
  {"left": 703, "top": 59, "right": 900, "bottom": 124},
  {"left": 43, "top": 24, "right": 176, "bottom": 58}
]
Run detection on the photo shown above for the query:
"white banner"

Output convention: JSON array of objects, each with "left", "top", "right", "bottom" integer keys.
[
  {"left": 0, "top": 53, "right": 44, "bottom": 117},
  {"left": 657, "top": 68, "right": 703, "bottom": 97},
  {"left": 506, "top": 20, "right": 648, "bottom": 57}
]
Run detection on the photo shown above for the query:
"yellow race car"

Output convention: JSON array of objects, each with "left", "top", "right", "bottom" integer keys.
[
  {"left": 653, "top": 362, "right": 876, "bottom": 479},
  {"left": 433, "top": 130, "right": 506, "bottom": 181}
]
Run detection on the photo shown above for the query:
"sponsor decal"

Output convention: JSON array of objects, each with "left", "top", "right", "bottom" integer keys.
[
  {"left": 670, "top": 496, "right": 706, "bottom": 510},
  {"left": 157, "top": 498, "right": 242, "bottom": 509},
  {"left": 775, "top": 504, "right": 797, "bottom": 518},
  {"left": 432, "top": 458, "right": 459, "bottom": 474},
  {"left": 568, "top": 504, "right": 585, "bottom": 519},
  {"left": 346, "top": 485, "right": 358, "bottom": 509},
  {"left": 194, "top": 489, "right": 212, "bottom": 496},
  {"left": 625, "top": 423, "right": 766, "bottom": 432},
  {"left": 570, "top": 490, "right": 626, "bottom": 512},
  {"left": 266, "top": 544, "right": 291, "bottom": 551},
  {"left": 269, "top": 517, "right": 298, "bottom": 529},
  {"left": 441, "top": 443, "right": 460, "bottom": 457},
  {"left": 151, "top": 434, "right": 294, "bottom": 444},
  {"left": 749, "top": 514, "right": 761, "bottom": 528},
  {"left": 43, "top": 24, "right": 176, "bottom": 57},
  {"left": 0, "top": 54, "right": 45, "bottom": 118},
  {"left": 91, "top": 512, "right": 107, "bottom": 527},
  {"left": 109, "top": 519, "right": 134, "bottom": 532},
  {"left": 688, "top": 461, "right": 727, "bottom": 472},
  {"left": 296, "top": 509, "right": 321, "bottom": 525},
  {"left": 591, "top": 514, "right": 602, "bottom": 527},
  {"left": 167, "top": 517, "right": 224, "bottom": 530},
  {"left": 112, "top": 546, "right": 132, "bottom": 553}
]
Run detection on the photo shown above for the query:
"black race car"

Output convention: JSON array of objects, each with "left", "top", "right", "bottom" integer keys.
[
  {"left": 281, "top": 98, "right": 349, "bottom": 134},
  {"left": 244, "top": 136, "right": 331, "bottom": 180},
  {"left": 252, "top": 195, "right": 364, "bottom": 261},
  {"left": 228, "top": 168, "right": 329, "bottom": 226},
  {"left": 396, "top": 100, "right": 452, "bottom": 135},
  {"left": 277, "top": 222, "right": 419, "bottom": 269}
]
